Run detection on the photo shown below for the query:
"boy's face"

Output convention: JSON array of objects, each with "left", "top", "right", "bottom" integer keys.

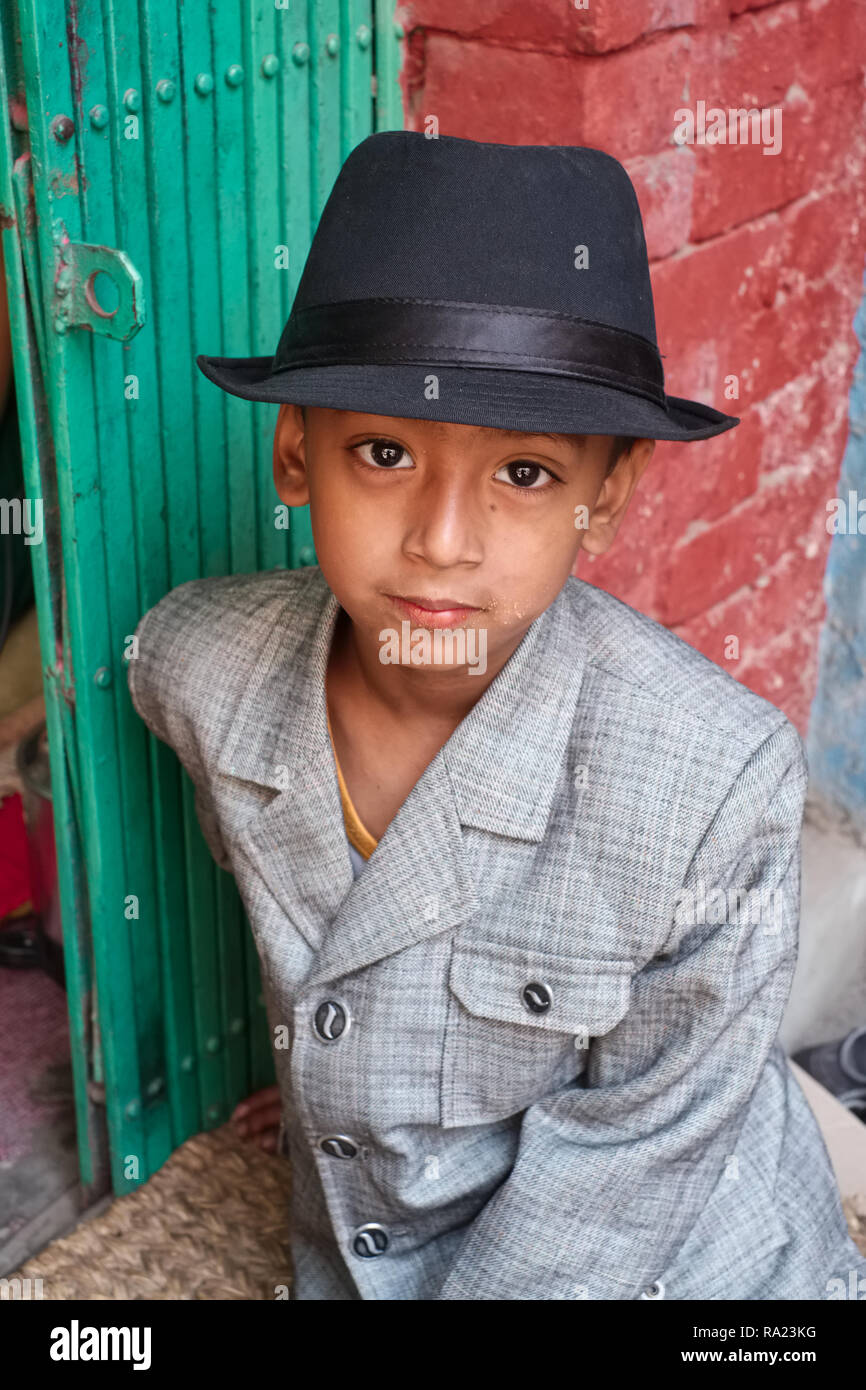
[{"left": 273, "top": 405, "right": 654, "bottom": 666}]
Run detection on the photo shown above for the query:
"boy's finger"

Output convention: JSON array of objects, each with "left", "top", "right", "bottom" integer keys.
[
  {"left": 232, "top": 1084, "right": 281, "bottom": 1122},
  {"left": 234, "top": 1084, "right": 281, "bottom": 1115},
  {"left": 243, "top": 1104, "right": 283, "bottom": 1135}
]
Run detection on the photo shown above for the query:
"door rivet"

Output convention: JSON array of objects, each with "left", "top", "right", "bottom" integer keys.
[
  {"left": 156, "top": 79, "right": 176, "bottom": 103},
  {"left": 225, "top": 64, "right": 244, "bottom": 87},
  {"left": 51, "top": 115, "right": 75, "bottom": 143},
  {"left": 94, "top": 666, "right": 112, "bottom": 688},
  {"left": 89, "top": 105, "right": 109, "bottom": 130},
  {"left": 194, "top": 72, "right": 214, "bottom": 96},
  {"left": 325, "top": 33, "right": 339, "bottom": 56},
  {"left": 261, "top": 54, "right": 279, "bottom": 78},
  {"left": 123, "top": 88, "right": 141, "bottom": 112},
  {"left": 292, "top": 42, "right": 310, "bottom": 66},
  {"left": 356, "top": 25, "right": 372, "bottom": 50}
]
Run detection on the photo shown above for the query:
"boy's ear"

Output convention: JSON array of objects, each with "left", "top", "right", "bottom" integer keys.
[
  {"left": 273, "top": 403, "right": 310, "bottom": 505},
  {"left": 581, "top": 438, "right": 656, "bottom": 558}
]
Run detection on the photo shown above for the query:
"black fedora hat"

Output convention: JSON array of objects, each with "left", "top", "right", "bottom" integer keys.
[{"left": 196, "top": 132, "right": 739, "bottom": 443}]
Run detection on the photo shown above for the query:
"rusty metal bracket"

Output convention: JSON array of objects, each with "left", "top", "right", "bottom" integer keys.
[{"left": 54, "top": 238, "right": 146, "bottom": 342}]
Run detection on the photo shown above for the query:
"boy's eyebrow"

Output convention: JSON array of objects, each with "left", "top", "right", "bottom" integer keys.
[{"left": 494, "top": 429, "right": 586, "bottom": 446}]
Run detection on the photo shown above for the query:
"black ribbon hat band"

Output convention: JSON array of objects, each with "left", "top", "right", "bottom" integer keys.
[{"left": 268, "top": 299, "right": 668, "bottom": 409}]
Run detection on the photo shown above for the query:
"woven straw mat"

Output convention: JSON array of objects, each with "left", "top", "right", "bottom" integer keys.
[{"left": 8, "top": 1122, "right": 293, "bottom": 1300}]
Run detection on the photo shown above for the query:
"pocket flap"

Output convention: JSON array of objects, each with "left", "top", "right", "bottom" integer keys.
[{"left": 448, "top": 939, "right": 632, "bottom": 1035}]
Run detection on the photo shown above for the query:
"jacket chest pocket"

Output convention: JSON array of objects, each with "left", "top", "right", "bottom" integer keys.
[{"left": 440, "top": 938, "right": 633, "bottom": 1129}]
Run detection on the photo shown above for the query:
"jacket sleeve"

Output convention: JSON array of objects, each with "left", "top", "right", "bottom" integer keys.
[
  {"left": 126, "top": 585, "right": 233, "bottom": 873},
  {"left": 436, "top": 718, "right": 808, "bottom": 1301}
]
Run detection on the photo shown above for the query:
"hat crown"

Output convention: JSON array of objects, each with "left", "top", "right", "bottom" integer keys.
[{"left": 292, "top": 132, "right": 658, "bottom": 348}]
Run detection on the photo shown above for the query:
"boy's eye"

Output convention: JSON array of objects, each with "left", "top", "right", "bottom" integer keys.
[
  {"left": 355, "top": 439, "right": 412, "bottom": 469},
  {"left": 494, "top": 460, "right": 554, "bottom": 490}
]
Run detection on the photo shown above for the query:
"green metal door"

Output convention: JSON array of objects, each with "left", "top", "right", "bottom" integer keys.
[{"left": 0, "top": 0, "right": 403, "bottom": 1198}]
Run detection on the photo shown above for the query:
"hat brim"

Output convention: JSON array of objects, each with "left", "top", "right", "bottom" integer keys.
[{"left": 195, "top": 355, "right": 739, "bottom": 443}]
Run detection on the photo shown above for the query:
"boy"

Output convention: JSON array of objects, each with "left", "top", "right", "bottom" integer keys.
[{"left": 127, "top": 133, "right": 866, "bottom": 1300}]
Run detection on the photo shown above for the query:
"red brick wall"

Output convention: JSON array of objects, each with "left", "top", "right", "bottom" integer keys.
[{"left": 395, "top": 0, "right": 866, "bottom": 732}]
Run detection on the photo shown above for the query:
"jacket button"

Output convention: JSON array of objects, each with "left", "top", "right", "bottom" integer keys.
[
  {"left": 312, "top": 999, "right": 351, "bottom": 1041},
  {"left": 640, "top": 1280, "right": 665, "bottom": 1300},
  {"left": 522, "top": 981, "right": 552, "bottom": 1014},
  {"left": 351, "top": 1223, "right": 389, "bottom": 1257},
  {"left": 319, "top": 1134, "right": 358, "bottom": 1158}
]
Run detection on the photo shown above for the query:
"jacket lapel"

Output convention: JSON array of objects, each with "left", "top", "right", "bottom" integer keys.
[
  {"left": 214, "top": 572, "right": 352, "bottom": 954},
  {"left": 215, "top": 567, "right": 588, "bottom": 981}
]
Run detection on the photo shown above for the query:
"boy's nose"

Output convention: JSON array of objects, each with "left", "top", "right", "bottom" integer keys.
[{"left": 401, "top": 472, "right": 485, "bottom": 570}]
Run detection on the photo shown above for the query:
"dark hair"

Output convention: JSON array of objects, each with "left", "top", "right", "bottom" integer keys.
[{"left": 606, "top": 435, "right": 635, "bottom": 476}]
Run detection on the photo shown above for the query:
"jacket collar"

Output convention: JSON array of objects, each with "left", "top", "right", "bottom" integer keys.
[{"left": 215, "top": 567, "right": 587, "bottom": 982}]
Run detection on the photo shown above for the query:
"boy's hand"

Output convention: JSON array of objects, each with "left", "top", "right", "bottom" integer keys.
[{"left": 232, "top": 1084, "right": 283, "bottom": 1152}]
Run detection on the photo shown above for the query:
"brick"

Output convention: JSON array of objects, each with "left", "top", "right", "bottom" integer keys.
[
  {"left": 705, "top": 281, "right": 851, "bottom": 406},
  {"left": 658, "top": 381, "right": 850, "bottom": 624},
  {"left": 405, "top": 0, "right": 866, "bottom": 162},
  {"left": 655, "top": 220, "right": 777, "bottom": 334},
  {"left": 728, "top": 0, "right": 786, "bottom": 13},
  {"left": 726, "top": 617, "right": 824, "bottom": 732},
  {"left": 674, "top": 544, "right": 827, "bottom": 672},
  {"left": 409, "top": 37, "right": 591, "bottom": 144},
  {"left": 681, "top": 583, "right": 822, "bottom": 733},
  {"left": 619, "top": 410, "right": 759, "bottom": 550},
  {"left": 689, "top": 78, "right": 866, "bottom": 240},
  {"left": 398, "top": 0, "right": 707, "bottom": 55},
  {"left": 570, "top": 0, "right": 702, "bottom": 55},
  {"left": 401, "top": 28, "right": 427, "bottom": 112},
  {"left": 757, "top": 356, "right": 855, "bottom": 474},
  {"left": 577, "top": 31, "right": 708, "bottom": 159},
  {"left": 677, "top": 408, "right": 763, "bottom": 523},
  {"left": 672, "top": 537, "right": 828, "bottom": 731},
  {"left": 655, "top": 188, "right": 865, "bottom": 332},
  {"left": 781, "top": 188, "right": 866, "bottom": 288},
  {"left": 652, "top": 194, "right": 866, "bottom": 411},
  {"left": 411, "top": 30, "right": 709, "bottom": 158},
  {"left": 626, "top": 147, "right": 696, "bottom": 260},
  {"left": 796, "top": 0, "right": 866, "bottom": 89},
  {"left": 660, "top": 485, "right": 796, "bottom": 625},
  {"left": 693, "top": 1, "right": 866, "bottom": 107},
  {"left": 398, "top": 0, "right": 576, "bottom": 50}
]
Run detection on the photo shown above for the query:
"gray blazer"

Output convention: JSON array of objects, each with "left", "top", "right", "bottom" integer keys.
[{"left": 127, "top": 564, "right": 866, "bottom": 1301}]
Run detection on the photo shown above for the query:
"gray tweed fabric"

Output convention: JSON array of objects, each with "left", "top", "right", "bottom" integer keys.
[{"left": 127, "top": 564, "right": 866, "bottom": 1301}]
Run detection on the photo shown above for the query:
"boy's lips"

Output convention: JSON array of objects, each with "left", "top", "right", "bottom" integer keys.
[{"left": 387, "top": 593, "right": 483, "bottom": 628}]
